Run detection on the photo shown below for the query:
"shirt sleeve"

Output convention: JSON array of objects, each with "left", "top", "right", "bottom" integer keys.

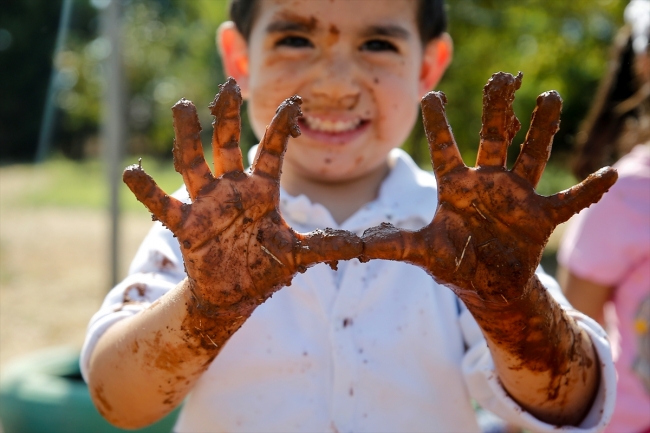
[
  {"left": 79, "top": 220, "right": 187, "bottom": 382},
  {"left": 458, "top": 267, "right": 616, "bottom": 433},
  {"left": 80, "top": 186, "right": 190, "bottom": 382}
]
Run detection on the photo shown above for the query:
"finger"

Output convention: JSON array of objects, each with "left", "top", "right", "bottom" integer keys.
[
  {"left": 209, "top": 77, "right": 244, "bottom": 177},
  {"left": 475, "top": 72, "right": 522, "bottom": 168},
  {"left": 360, "top": 223, "right": 429, "bottom": 267},
  {"left": 295, "top": 228, "right": 363, "bottom": 268},
  {"left": 172, "top": 99, "right": 215, "bottom": 201},
  {"left": 511, "top": 91, "right": 562, "bottom": 187},
  {"left": 545, "top": 167, "right": 618, "bottom": 224},
  {"left": 421, "top": 91, "right": 465, "bottom": 176},
  {"left": 252, "top": 96, "right": 302, "bottom": 180},
  {"left": 123, "top": 162, "right": 184, "bottom": 231}
]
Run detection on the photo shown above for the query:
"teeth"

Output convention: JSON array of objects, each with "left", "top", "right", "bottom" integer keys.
[{"left": 303, "top": 116, "right": 361, "bottom": 133}]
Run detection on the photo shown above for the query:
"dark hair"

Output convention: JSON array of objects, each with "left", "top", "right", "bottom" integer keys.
[
  {"left": 572, "top": 25, "right": 649, "bottom": 180},
  {"left": 229, "top": 0, "right": 447, "bottom": 44}
]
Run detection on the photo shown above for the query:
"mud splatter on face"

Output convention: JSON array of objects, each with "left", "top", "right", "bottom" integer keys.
[
  {"left": 327, "top": 24, "right": 340, "bottom": 46},
  {"left": 274, "top": 11, "right": 318, "bottom": 31}
]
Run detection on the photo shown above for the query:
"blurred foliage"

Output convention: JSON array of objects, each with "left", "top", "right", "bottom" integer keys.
[
  {"left": 422, "top": 0, "right": 626, "bottom": 167},
  {"left": 1, "top": 0, "right": 627, "bottom": 174},
  {"left": 53, "top": 0, "right": 233, "bottom": 159},
  {"left": 0, "top": 0, "right": 94, "bottom": 161}
]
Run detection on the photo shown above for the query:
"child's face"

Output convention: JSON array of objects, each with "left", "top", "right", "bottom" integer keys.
[{"left": 221, "top": 0, "right": 450, "bottom": 185}]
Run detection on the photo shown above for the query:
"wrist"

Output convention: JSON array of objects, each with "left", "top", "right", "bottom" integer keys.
[
  {"left": 462, "top": 274, "right": 587, "bottom": 372},
  {"left": 453, "top": 274, "right": 536, "bottom": 313},
  {"left": 185, "top": 276, "right": 259, "bottom": 316},
  {"left": 180, "top": 278, "right": 257, "bottom": 352}
]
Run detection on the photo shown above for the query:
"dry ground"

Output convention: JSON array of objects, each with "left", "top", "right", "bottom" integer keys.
[
  {"left": 0, "top": 163, "right": 568, "bottom": 370},
  {"left": 0, "top": 167, "right": 153, "bottom": 368}
]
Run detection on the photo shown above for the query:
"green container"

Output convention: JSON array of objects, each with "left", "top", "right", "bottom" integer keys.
[{"left": 0, "top": 347, "right": 180, "bottom": 433}]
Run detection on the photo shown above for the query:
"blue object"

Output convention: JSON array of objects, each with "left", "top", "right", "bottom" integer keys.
[{"left": 0, "top": 346, "right": 180, "bottom": 433}]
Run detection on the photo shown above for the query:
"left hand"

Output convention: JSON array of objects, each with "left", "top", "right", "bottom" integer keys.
[{"left": 362, "top": 72, "right": 618, "bottom": 306}]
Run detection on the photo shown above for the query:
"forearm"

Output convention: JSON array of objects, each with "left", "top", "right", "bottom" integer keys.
[
  {"left": 458, "top": 275, "right": 600, "bottom": 426},
  {"left": 87, "top": 278, "right": 256, "bottom": 429}
]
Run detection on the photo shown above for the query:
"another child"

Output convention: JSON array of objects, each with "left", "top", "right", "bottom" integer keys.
[
  {"left": 82, "top": 1, "right": 617, "bottom": 432},
  {"left": 558, "top": 1, "right": 650, "bottom": 432}
]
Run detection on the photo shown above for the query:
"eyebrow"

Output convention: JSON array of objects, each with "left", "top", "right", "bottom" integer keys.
[
  {"left": 362, "top": 24, "right": 411, "bottom": 40},
  {"left": 266, "top": 13, "right": 318, "bottom": 34},
  {"left": 265, "top": 14, "right": 411, "bottom": 41}
]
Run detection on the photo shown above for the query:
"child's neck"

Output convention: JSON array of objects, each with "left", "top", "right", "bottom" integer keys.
[{"left": 281, "top": 162, "right": 390, "bottom": 226}]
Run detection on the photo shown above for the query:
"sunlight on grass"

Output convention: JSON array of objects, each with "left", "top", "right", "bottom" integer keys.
[
  {"left": 535, "top": 161, "right": 579, "bottom": 197},
  {"left": 0, "top": 155, "right": 191, "bottom": 214},
  {"left": 1, "top": 151, "right": 578, "bottom": 214}
]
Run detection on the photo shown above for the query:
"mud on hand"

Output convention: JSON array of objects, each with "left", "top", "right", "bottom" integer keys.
[
  {"left": 123, "top": 78, "right": 362, "bottom": 320},
  {"left": 362, "top": 72, "right": 618, "bottom": 306}
]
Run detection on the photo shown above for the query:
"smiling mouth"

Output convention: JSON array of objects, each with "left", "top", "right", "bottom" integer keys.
[{"left": 300, "top": 115, "right": 368, "bottom": 134}]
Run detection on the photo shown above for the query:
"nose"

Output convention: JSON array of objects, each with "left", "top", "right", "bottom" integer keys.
[{"left": 310, "top": 53, "right": 360, "bottom": 109}]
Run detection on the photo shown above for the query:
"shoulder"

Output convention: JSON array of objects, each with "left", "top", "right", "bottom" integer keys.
[
  {"left": 389, "top": 148, "right": 437, "bottom": 190},
  {"left": 377, "top": 149, "right": 438, "bottom": 224},
  {"left": 612, "top": 144, "right": 650, "bottom": 184},
  {"left": 596, "top": 144, "right": 650, "bottom": 215},
  {"left": 171, "top": 185, "right": 191, "bottom": 203}
]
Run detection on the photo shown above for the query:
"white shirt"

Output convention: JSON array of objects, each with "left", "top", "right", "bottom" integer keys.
[{"left": 81, "top": 149, "right": 616, "bottom": 433}]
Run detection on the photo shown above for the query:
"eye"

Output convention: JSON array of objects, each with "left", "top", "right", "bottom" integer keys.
[
  {"left": 360, "top": 39, "right": 398, "bottom": 52},
  {"left": 275, "top": 36, "right": 313, "bottom": 48}
]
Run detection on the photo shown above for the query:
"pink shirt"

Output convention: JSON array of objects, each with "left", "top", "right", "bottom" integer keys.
[{"left": 559, "top": 144, "right": 650, "bottom": 433}]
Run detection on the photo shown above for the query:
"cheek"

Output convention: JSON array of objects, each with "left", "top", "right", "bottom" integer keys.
[
  {"left": 247, "top": 67, "right": 308, "bottom": 140},
  {"left": 248, "top": 88, "right": 291, "bottom": 140},
  {"left": 373, "top": 77, "right": 420, "bottom": 143},
  {"left": 247, "top": 102, "right": 270, "bottom": 141}
]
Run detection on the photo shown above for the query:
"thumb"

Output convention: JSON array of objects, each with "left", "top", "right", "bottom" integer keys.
[
  {"left": 361, "top": 223, "right": 428, "bottom": 266},
  {"left": 296, "top": 229, "right": 363, "bottom": 268},
  {"left": 546, "top": 167, "right": 618, "bottom": 224}
]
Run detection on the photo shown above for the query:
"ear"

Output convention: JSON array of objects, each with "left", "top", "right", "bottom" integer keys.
[
  {"left": 419, "top": 33, "right": 453, "bottom": 95},
  {"left": 217, "top": 21, "right": 250, "bottom": 98}
]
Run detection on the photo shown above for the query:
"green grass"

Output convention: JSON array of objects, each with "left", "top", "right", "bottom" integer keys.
[
  {"left": 1, "top": 153, "right": 578, "bottom": 213},
  {"left": 535, "top": 161, "right": 579, "bottom": 197},
  {"left": 1, "top": 155, "right": 187, "bottom": 214},
  {"left": 0, "top": 153, "right": 567, "bottom": 278}
]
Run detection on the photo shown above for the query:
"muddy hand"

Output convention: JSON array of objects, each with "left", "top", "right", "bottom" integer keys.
[
  {"left": 123, "top": 78, "right": 362, "bottom": 312},
  {"left": 363, "top": 72, "right": 617, "bottom": 304}
]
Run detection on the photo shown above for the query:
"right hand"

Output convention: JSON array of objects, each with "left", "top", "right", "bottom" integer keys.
[{"left": 123, "top": 78, "right": 362, "bottom": 321}]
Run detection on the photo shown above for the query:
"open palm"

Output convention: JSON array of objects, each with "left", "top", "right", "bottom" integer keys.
[
  {"left": 363, "top": 72, "right": 617, "bottom": 305},
  {"left": 123, "top": 78, "right": 362, "bottom": 314}
]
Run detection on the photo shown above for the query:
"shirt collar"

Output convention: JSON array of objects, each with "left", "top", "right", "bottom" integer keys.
[
  {"left": 246, "top": 145, "right": 438, "bottom": 233},
  {"left": 174, "top": 144, "right": 438, "bottom": 233}
]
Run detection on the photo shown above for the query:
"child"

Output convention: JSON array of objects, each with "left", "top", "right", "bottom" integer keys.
[
  {"left": 558, "top": 1, "right": 650, "bottom": 431},
  {"left": 82, "top": 1, "right": 617, "bottom": 432}
]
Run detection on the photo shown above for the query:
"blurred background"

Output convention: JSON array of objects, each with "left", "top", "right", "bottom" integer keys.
[{"left": 0, "top": 0, "right": 627, "bottom": 430}]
